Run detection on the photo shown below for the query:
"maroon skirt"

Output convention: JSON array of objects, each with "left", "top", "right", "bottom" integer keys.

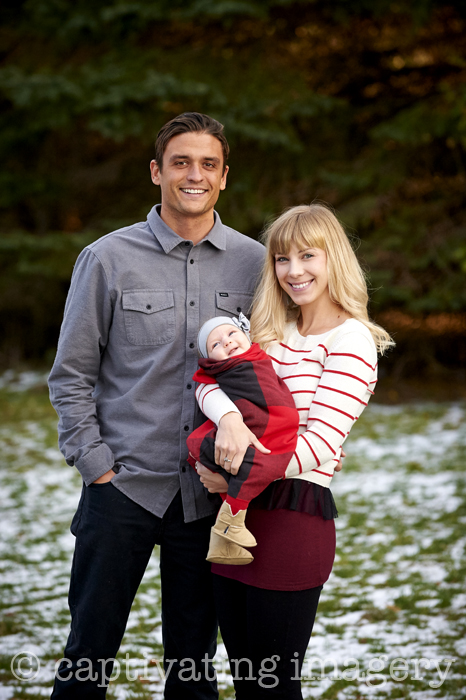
[{"left": 212, "top": 481, "right": 337, "bottom": 591}]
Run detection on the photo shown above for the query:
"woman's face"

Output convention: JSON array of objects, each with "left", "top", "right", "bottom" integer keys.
[{"left": 274, "top": 243, "right": 330, "bottom": 309}]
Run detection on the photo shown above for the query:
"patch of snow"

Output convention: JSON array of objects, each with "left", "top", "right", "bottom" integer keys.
[{"left": 0, "top": 369, "right": 49, "bottom": 392}]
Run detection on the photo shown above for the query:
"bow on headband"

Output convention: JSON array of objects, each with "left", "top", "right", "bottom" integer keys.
[{"left": 231, "top": 312, "right": 251, "bottom": 335}]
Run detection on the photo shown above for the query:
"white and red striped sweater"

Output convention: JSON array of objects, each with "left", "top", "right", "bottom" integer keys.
[{"left": 196, "top": 318, "right": 378, "bottom": 488}]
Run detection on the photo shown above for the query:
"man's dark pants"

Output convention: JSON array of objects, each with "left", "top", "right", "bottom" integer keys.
[{"left": 51, "top": 482, "right": 218, "bottom": 699}]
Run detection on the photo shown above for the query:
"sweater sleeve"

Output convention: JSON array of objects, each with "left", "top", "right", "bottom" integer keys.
[
  {"left": 195, "top": 382, "right": 241, "bottom": 425},
  {"left": 285, "top": 331, "right": 377, "bottom": 478}
]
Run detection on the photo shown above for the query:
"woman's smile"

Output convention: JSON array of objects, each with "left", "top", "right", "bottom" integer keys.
[{"left": 289, "top": 279, "right": 314, "bottom": 290}]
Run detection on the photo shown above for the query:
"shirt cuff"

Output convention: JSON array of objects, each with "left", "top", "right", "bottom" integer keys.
[
  {"left": 75, "top": 443, "right": 115, "bottom": 485},
  {"left": 216, "top": 404, "right": 241, "bottom": 425}
]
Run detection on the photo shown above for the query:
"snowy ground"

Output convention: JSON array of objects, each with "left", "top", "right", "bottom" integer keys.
[{"left": 0, "top": 372, "right": 464, "bottom": 699}]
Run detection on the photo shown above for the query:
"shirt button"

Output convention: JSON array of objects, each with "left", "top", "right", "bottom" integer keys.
[
  {"left": 146, "top": 304, "right": 152, "bottom": 310},
  {"left": 190, "top": 259, "right": 194, "bottom": 264},
  {"left": 187, "top": 383, "right": 192, "bottom": 390},
  {"left": 190, "top": 301, "right": 195, "bottom": 306},
  {"left": 184, "top": 241, "right": 190, "bottom": 247},
  {"left": 184, "top": 425, "right": 189, "bottom": 431},
  {"left": 181, "top": 466, "right": 187, "bottom": 473},
  {"left": 237, "top": 307, "right": 241, "bottom": 312},
  {"left": 189, "top": 342, "right": 195, "bottom": 349}
]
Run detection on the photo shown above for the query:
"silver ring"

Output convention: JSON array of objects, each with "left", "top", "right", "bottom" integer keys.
[{"left": 224, "top": 458, "right": 232, "bottom": 463}]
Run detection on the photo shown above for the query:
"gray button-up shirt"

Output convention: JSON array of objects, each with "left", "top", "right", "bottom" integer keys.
[{"left": 49, "top": 205, "right": 265, "bottom": 522}]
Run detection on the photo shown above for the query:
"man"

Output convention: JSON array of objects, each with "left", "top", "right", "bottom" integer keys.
[{"left": 48, "top": 112, "right": 265, "bottom": 699}]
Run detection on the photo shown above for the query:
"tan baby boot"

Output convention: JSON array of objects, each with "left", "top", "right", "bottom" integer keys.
[
  {"left": 212, "top": 501, "right": 257, "bottom": 548},
  {"left": 206, "top": 530, "right": 254, "bottom": 565}
]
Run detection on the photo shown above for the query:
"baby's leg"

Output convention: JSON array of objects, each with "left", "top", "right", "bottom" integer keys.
[{"left": 227, "top": 448, "right": 289, "bottom": 505}]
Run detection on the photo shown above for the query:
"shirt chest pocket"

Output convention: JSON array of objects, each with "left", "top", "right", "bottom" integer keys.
[
  {"left": 215, "top": 291, "right": 254, "bottom": 317},
  {"left": 122, "top": 290, "right": 175, "bottom": 346}
]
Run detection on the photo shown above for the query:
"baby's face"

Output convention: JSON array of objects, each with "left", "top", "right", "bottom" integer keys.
[{"left": 207, "top": 324, "right": 250, "bottom": 361}]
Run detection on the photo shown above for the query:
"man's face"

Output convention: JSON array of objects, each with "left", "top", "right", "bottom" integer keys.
[{"left": 150, "top": 132, "right": 228, "bottom": 222}]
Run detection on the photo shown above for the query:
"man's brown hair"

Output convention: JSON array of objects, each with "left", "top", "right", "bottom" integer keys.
[{"left": 154, "top": 112, "right": 229, "bottom": 172}]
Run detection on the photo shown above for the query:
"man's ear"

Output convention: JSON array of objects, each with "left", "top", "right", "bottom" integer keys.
[
  {"left": 220, "top": 164, "right": 229, "bottom": 191},
  {"left": 150, "top": 160, "right": 161, "bottom": 185}
]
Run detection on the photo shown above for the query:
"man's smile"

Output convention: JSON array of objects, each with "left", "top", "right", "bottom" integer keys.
[{"left": 180, "top": 188, "right": 207, "bottom": 195}]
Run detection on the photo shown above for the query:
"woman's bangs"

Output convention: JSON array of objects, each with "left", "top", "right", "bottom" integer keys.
[{"left": 269, "top": 215, "right": 323, "bottom": 256}]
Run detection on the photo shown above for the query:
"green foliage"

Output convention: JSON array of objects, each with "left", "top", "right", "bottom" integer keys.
[
  {"left": 0, "top": 0, "right": 465, "bottom": 360},
  {"left": 0, "top": 231, "right": 99, "bottom": 362}
]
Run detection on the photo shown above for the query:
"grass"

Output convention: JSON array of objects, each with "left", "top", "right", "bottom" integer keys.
[{"left": 0, "top": 372, "right": 465, "bottom": 698}]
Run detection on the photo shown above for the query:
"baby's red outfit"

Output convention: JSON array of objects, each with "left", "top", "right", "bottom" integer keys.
[{"left": 187, "top": 343, "right": 299, "bottom": 513}]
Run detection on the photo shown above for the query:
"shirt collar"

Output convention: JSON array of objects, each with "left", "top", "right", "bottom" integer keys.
[{"left": 147, "top": 204, "right": 227, "bottom": 253}]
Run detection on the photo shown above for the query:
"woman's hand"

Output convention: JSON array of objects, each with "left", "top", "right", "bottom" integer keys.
[
  {"left": 334, "top": 449, "right": 346, "bottom": 472},
  {"left": 215, "top": 412, "right": 270, "bottom": 475},
  {"left": 196, "top": 463, "right": 228, "bottom": 493}
]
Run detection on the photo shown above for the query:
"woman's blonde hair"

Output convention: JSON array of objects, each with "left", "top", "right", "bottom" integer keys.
[{"left": 250, "top": 203, "right": 394, "bottom": 355}]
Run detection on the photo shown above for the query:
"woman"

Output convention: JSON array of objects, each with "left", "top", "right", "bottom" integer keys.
[{"left": 196, "top": 203, "right": 393, "bottom": 698}]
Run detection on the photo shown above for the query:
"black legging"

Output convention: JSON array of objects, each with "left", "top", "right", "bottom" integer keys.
[{"left": 213, "top": 574, "right": 322, "bottom": 699}]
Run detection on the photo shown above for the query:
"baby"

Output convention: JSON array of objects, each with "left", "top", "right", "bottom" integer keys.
[{"left": 187, "top": 314, "right": 299, "bottom": 565}]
